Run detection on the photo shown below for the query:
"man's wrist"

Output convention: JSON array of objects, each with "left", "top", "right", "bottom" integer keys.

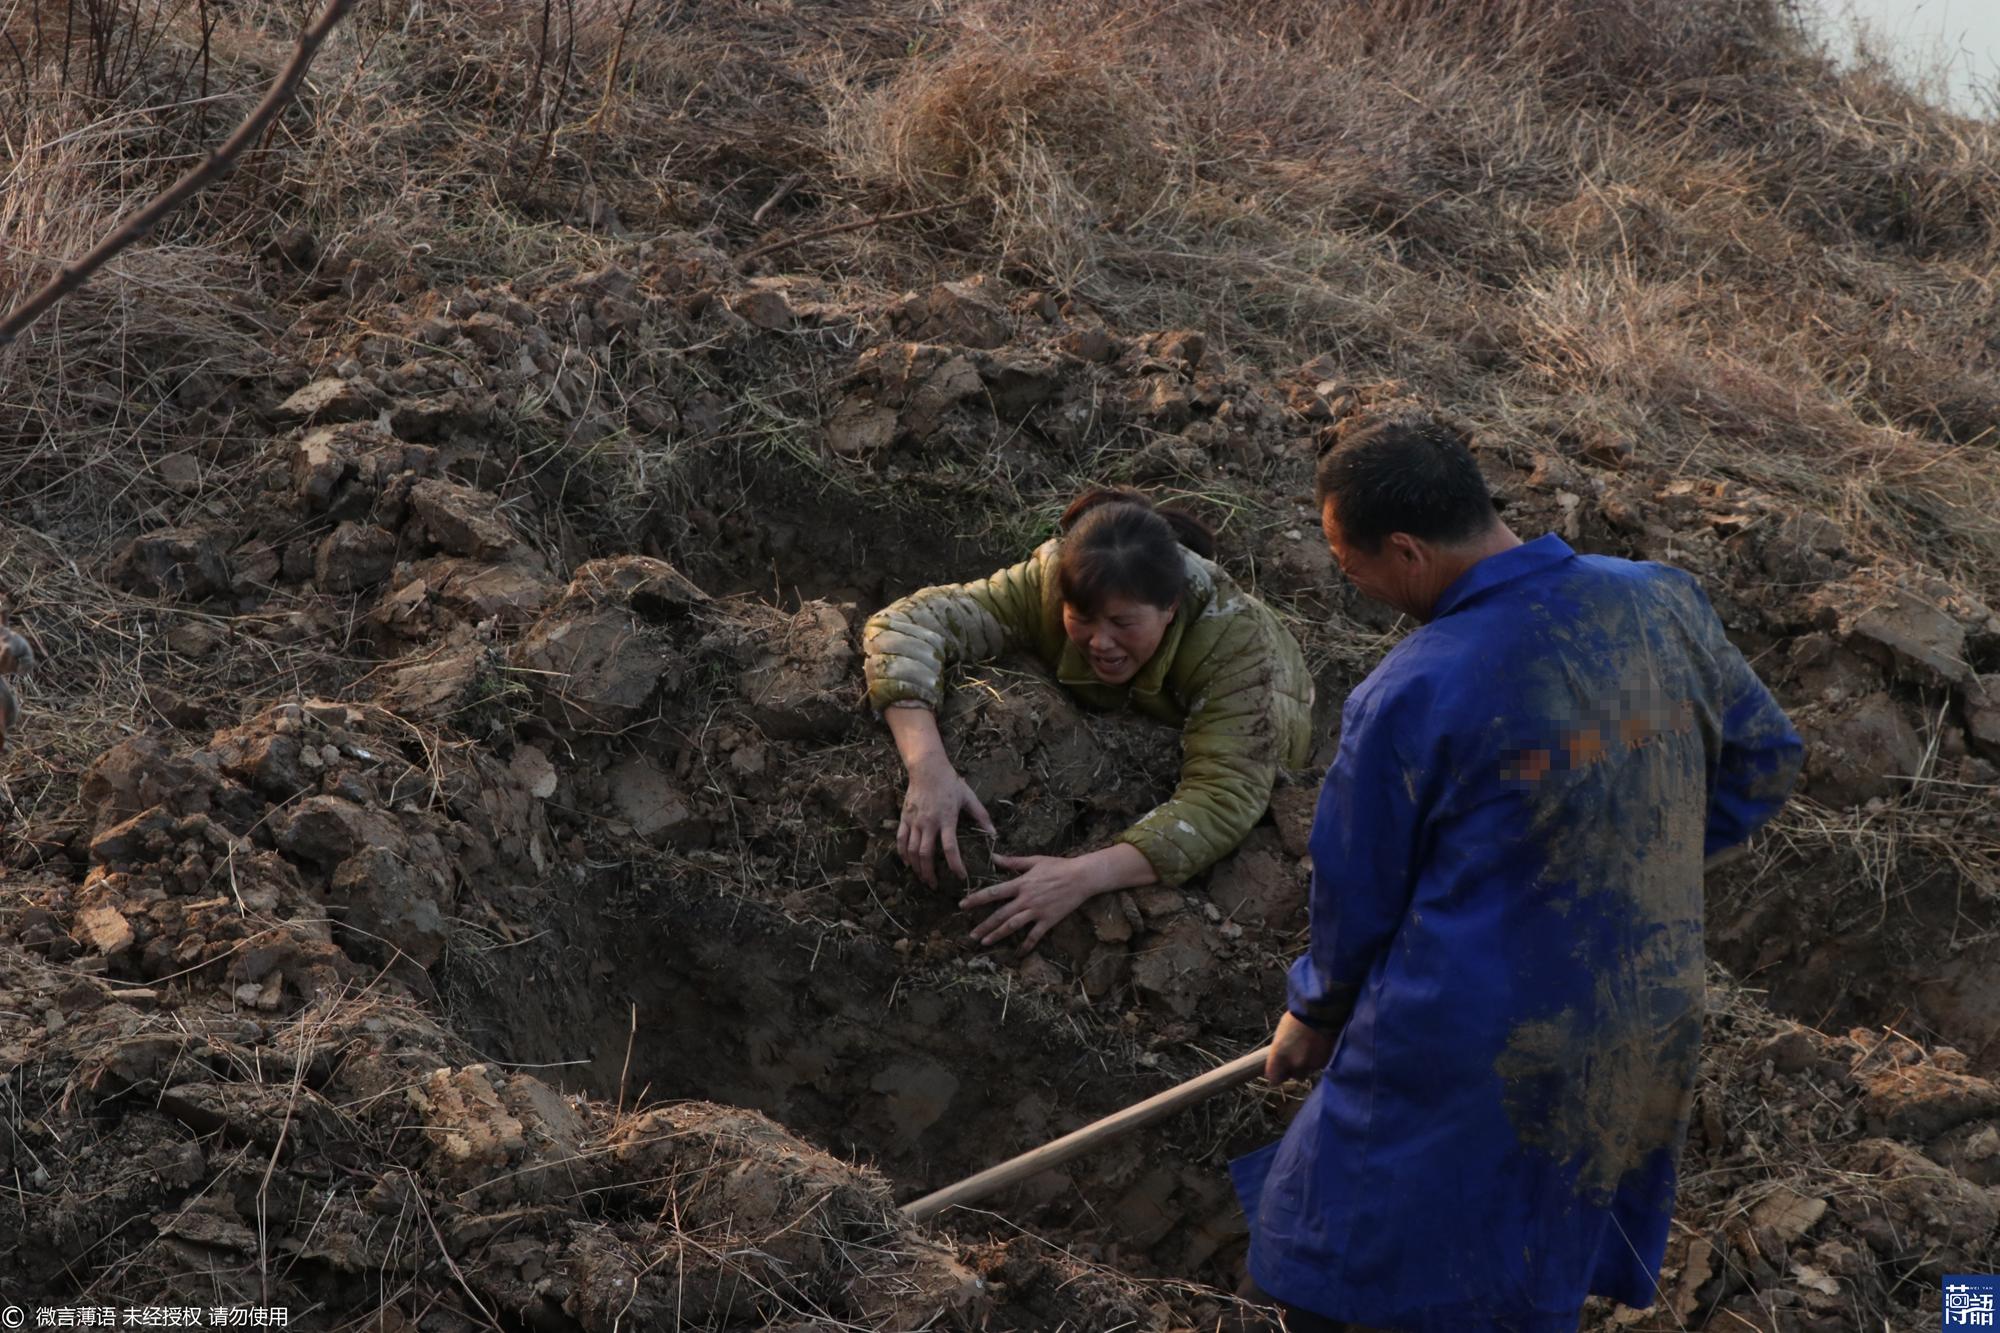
[
  {"left": 1286, "top": 1005, "right": 1334, "bottom": 1033},
  {"left": 1286, "top": 996, "right": 1355, "bottom": 1034}
]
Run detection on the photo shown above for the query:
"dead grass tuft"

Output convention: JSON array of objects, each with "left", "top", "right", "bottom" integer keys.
[
  {"left": 831, "top": 27, "right": 1169, "bottom": 279},
  {"left": 1502, "top": 265, "right": 2000, "bottom": 580}
]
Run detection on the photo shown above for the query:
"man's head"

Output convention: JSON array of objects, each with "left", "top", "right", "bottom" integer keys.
[{"left": 1314, "top": 410, "right": 1516, "bottom": 621}]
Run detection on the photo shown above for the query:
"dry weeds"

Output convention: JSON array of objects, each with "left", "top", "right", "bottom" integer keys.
[
  {"left": 9, "top": 0, "right": 1999, "bottom": 594},
  {"left": 5, "top": 0, "right": 2000, "bottom": 1324}
]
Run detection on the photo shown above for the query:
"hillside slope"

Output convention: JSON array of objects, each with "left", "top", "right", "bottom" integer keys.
[{"left": 3, "top": 1, "right": 1998, "bottom": 1328}]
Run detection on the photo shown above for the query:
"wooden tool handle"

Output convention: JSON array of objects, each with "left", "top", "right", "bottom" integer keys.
[
  {"left": 902, "top": 852, "right": 1753, "bottom": 1223},
  {"left": 901, "top": 1044, "right": 1271, "bottom": 1223}
]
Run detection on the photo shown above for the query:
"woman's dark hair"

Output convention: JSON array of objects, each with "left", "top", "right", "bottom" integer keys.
[
  {"left": 1314, "top": 410, "right": 1497, "bottom": 554},
  {"left": 1055, "top": 488, "right": 1215, "bottom": 615}
]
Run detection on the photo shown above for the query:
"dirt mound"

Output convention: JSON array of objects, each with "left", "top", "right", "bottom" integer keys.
[
  {"left": 8, "top": 0, "right": 2000, "bottom": 1325},
  {"left": 1626, "top": 978, "right": 2000, "bottom": 1331},
  {"left": 0, "top": 913, "right": 1209, "bottom": 1328},
  {"left": 2, "top": 241, "right": 1996, "bottom": 1329},
  {"left": 2, "top": 235, "right": 1996, "bottom": 1328}
]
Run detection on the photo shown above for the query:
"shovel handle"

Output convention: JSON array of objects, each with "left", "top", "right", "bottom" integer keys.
[
  {"left": 902, "top": 852, "right": 1753, "bottom": 1224},
  {"left": 901, "top": 1044, "right": 1271, "bottom": 1223}
]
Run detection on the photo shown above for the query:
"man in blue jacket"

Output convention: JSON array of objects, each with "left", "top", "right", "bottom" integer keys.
[{"left": 1237, "top": 412, "right": 1803, "bottom": 1332}]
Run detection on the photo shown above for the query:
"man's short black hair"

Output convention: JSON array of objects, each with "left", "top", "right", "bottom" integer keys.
[{"left": 1314, "top": 410, "right": 1498, "bottom": 553}]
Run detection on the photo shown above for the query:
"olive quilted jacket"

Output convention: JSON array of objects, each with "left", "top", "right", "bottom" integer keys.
[{"left": 863, "top": 539, "right": 1315, "bottom": 885}]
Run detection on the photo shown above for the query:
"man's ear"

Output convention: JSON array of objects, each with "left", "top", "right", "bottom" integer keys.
[{"left": 1387, "top": 531, "right": 1424, "bottom": 565}]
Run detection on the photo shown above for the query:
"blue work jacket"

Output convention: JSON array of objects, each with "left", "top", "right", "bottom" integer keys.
[{"left": 1237, "top": 535, "right": 1803, "bottom": 1332}]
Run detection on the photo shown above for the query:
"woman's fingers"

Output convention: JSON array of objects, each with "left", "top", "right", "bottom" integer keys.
[
  {"left": 977, "top": 906, "right": 1031, "bottom": 945},
  {"left": 941, "top": 824, "right": 968, "bottom": 882},
  {"left": 899, "top": 772, "right": 988, "bottom": 889},
  {"left": 959, "top": 876, "right": 1021, "bottom": 911},
  {"left": 965, "top": 788, "right": 996, "bottom": 837},
  {"left": 991, "top": 853, "right": 1036, "bottom": 870},
  {"left": 1018, "top": 914, "right": 1058, "bottom": 955}
]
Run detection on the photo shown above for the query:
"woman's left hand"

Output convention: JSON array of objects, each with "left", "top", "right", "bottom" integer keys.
[{"left": 960, "top": 853, "right": 1098, "bottom": 954}]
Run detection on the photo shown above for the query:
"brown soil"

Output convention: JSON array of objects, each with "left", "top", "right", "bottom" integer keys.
[
  {"left": 5, "top": 1, "right": 2000, "bottom": 1328},
  {"left": 4, "top": 241, "right": 1995, "bottom": 1330}
]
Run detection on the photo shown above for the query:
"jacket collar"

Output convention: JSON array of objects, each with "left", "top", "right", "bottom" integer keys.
[{"left": 1431, "top": 533, "right": 1575, "bottom": 620}]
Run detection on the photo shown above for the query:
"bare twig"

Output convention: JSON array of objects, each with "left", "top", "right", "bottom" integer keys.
[
  {"left": 255, "top": 1021, "right": 312, "bottom": 1305},
  {"left": 511, "top": 0, "right": 556, "bottom": 148},
  {"left": 616, "top": 999, "right": 637, "bottom": 1116},
  {"left": 407, "top": 1170, "right": 507, "bottom": 1333},
  {"left": 587, "top": 0, "right": 643, "bottom": 133},
  {"left": 751, "top": 172, "right": 806, "bottom": 226},
  {"left": 739, "top": 201, "right": 960, "bottom": 265},
  {"left": 0, "top": 0, "right": 360, "bottom": 349}
]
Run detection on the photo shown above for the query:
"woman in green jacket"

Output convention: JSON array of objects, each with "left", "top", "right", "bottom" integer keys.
[{"left": 863, "top": 488, "right": 1314, "bottom": 953}]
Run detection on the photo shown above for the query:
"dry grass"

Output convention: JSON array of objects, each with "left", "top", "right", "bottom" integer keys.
[
  {"left": 4, "top": 0, "right": 1996, "bottom": 908},
  {"left": 0, "top": 9, "right": 269, "bottom": 540},
  {"left": 11, "top": 0, "right": 1997, "bottom": 594},
  {"left": 1733, "top": 767, "right": 2000, "bottom": 947},
  {"left": 6, "top": 12, "right": 2000, "bottom": 1325},
  {"left": 825, "top": 25, "right": 1171, "bottom": 281},
  {"left": 1502, "top": 264, "right": 2000, "bottom": 584},
  {"left": 2, "top": 1, "right": 1995, "bottom": 793},
  {"left": 0, "top": 0, "right": 702, "bottom": 539},
  {"left": 0, "top": 518, "right": 369, "bottom": 833},
  {"left": 804, "top": 0, "right": 2000, "bottom": 595}
]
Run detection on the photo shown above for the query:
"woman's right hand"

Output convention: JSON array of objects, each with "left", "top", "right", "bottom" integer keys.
[{"left": 898, "top": 757, "right": 996, "bottom": 888}]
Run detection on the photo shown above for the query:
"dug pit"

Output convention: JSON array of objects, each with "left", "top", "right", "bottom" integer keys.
[{"left": 443, "top": 657, "right": 1306, "bottom": 1285}]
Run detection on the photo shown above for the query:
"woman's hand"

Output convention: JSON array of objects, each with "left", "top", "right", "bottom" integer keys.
[
  {"left": 960, "top": 854, "right": 1096, "bottom": 954},
  {"left": 898, "top": 756, "right": 995, "bottom": 888},
  {"left": 959, "top": 843, "right": 1157, "bottom": 955}
]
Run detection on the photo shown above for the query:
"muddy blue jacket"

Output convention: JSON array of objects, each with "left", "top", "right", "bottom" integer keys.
[{"left": 1235, "top": 535, "right": 1802, "bottom": 1332}]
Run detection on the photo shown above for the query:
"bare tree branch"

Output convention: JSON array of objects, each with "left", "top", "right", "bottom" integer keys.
[
  {"left": 0, "top": 0, "right": 361, "bottom": 349},
  {"left": 739, "top": 201, "right": 962, "bottom": 266}
]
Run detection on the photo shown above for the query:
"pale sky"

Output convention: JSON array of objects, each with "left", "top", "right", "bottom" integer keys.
[{"left": 1804, "top": 0, "right": 2000, "bottom": 116}]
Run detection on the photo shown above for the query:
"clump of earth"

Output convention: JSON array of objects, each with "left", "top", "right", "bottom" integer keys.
[{"left": 3, "top": 239, "right": 1997, "bottom": 1327}]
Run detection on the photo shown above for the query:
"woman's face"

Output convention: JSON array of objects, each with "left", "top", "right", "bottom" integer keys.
[{"left": 1062, "top": 595, "right": 1177, "bottom": 684}]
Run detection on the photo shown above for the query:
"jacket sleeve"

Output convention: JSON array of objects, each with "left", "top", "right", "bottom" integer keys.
[
  {"left": 1286, "top": 673, "right": 1427, "bottom": 1033},
  {"left": 862, "top": 556, "right": 1047, "bottom": 711},
  {"left": 1114, "top": 613, "right": 1283, "bottom": 887},
  {"left": 1700, "top": 612, "right": 1804, "bottom": 858}
]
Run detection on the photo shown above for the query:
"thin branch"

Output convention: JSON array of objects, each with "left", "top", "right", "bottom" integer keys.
[
  {"left": 407, "top": 1170, "right": 507, "bottom": 1333},
  {"left": 511, "top": 0, "right": 555, "bottom": 148},
  {"left": 587, "top": 0, "right": 643, "bottom": 134},
  {"left": 615, "top": 999, "right": 637, "bottom": 1116},
  {"left": 751, "top": 172, "right": 806, "bottom": 227},
  {"left": 739, "top": 201, "right": 962, "bottom": 265},
  {"left": 0, "top": 0, "right": 361, "bottom": 349}
]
